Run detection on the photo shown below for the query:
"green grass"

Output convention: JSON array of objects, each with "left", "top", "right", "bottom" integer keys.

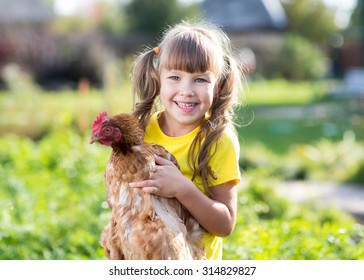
[
  {"left": 1, "top": 129, "right": 363, "bottom": 260},
  {"left": 237, "top": 114, "right": 363, "bottom": 155},
  {"left": 236, "top": 79, "right": 363, "bottom": 154},
  {"left": 223, "top": 175, "right": 364, "bottom": 259},
  {"left": 244, "top": 79, "right": 328, "bottom": 105},
  {"left": 0, "top": 85, "right": 134, "bottom": 138},
  {"left": 0, "top": 129, "right": 109, "bottom": 259},
  {"left": 236, "top": 100, "right": 364, "bottom": 155}
]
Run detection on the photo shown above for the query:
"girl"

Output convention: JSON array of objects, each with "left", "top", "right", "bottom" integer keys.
[{"left": 129, "top": 21, "right": 243, "bottom": 260}]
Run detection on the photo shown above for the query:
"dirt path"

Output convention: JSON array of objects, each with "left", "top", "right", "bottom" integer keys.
[{"left": 276, "top": 181, "right": 364, "bottom": 223}]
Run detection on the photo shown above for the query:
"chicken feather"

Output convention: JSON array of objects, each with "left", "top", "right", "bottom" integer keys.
[{"left": 90, "top": 112, "right": 205, "bottom": 260}]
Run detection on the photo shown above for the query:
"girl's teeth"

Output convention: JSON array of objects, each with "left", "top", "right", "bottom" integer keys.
[{"left": 176, "top": 102, "right": 195, "bottom": 108}]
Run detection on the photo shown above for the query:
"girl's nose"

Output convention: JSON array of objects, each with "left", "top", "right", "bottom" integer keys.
[
  {"left": 179, "top": 90, "right": 195, "bottom": 97},
  {"left": 178, "top": 83, "right": 195, "bottom": 96}
]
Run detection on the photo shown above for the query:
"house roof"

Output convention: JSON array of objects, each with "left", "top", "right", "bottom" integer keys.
[
  {"left": 202, "top": 0, "right": 287, "bottom": 32},
  {"left": 0, "top": 0, "right": 53, "bottom": 24}
]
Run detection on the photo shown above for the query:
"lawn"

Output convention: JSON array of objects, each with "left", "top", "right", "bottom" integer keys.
[
  {"left": 236, "top": 79, "right": 364, "bottom": 154},
  {"left": 1, "top": 125, "right": 363, "bottom": 260},
  {"left": 0, "top": 84, "right": 134, "bottom": 139},
  {"left": 237, "top": 101, "right": 364, "bottom": 154},
  {"left": 244, "top": 79, "right": 328, "bottom": 105}
]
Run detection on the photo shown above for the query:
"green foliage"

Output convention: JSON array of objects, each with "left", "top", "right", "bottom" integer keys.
[
  {"left": 238, "top": 81, "right": 364, "bottom": 155},
  {"left": 245, "top": 79, "right": 328, "bottom": 105},
  {"left": 273, "top": 0, "right": 340, "bottom": 80},
  {"left": 99, "top": 1, "right": 128, "bottom": 36},
  {"left": 0, "top": 82, "right": 133, "bottom": 139},
  {"left": 0, "top": 129, "right": 109, "bottom": 259},
  {"left": 51, "top": 15, "right": 95, "bottom": 34},
  {"left": 266, "top": 34, "right": 327, "bottom": 80},
  {"left": 1, "top": 64, "right": 41, "bottom": 94},
  {"left": 346, "top": 0, "right": 363, "bottom": 33},
  {"left": 1, "top": 129, "right": 363, "bottom": 260},
  {"left": 125, "top": 0, "right": 201, "bottom": 36},
  {"left": 239, "top": 133, "right": 364, "bottom": 184},
  {"left": 281, "top": 0, "right": 339, "bottom": 42},
  {"left": 223, "top": 174, "right": 364, "bottom": 260},
  {"left": 288, "top": 132, "right": 364, "bottom": 183}
]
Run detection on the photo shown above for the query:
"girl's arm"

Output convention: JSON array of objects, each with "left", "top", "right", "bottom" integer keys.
[
  {"left": 130, "top": 155, "right": 237, "bottom": 237},
  {"left": 177, "top": 178, "right": 237, "bottom": 237}
]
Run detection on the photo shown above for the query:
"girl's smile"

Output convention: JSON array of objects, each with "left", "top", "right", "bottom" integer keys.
[
  {"left": 159, "top": 68, "right": 216, "bottom": 136},
  {"left": 174, "top": 101, "right": 198, "bottom": 111}
]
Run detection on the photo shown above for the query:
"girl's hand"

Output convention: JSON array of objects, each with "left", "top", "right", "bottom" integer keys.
[
  {"left": 130, "top": 155, "right": 238, "bottom": 237},
  {"left": 129, "top": 155, "right": 187, "bottom": 198}
]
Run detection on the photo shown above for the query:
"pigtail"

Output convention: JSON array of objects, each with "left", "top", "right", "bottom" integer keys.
[
  {"left": 131, "top": 48, "right": 160, "bottom": 130},
  {"left": 189, "top": 54, "right": 241, "bottom": 195}
]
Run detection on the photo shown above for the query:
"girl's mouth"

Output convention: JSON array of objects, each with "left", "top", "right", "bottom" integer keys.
[{"left": 174, "top": 101, "right": 198, "bottom": 110}]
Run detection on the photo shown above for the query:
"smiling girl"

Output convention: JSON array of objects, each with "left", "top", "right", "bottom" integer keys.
[{"left": 129, "top": 21, "right": 243, "bottom": 260}]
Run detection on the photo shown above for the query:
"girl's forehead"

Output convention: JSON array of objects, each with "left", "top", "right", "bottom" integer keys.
[
  {"left": 159, "top": 49, "right": 221, "bottom": 75},
  {"left": 161, "top": 67, "right": 215, "bottom": 77},
  {"left": 157, "top": 31, "right": 224, "bottom": 75}
]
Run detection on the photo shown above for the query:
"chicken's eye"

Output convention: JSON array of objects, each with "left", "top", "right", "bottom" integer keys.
[{"left": 103, "top": 127, "right": 113, "bottom": 135}]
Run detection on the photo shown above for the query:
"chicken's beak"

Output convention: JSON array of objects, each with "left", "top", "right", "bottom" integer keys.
[{"left": 90, "top": 134, "right": 99, "bottom": 144}]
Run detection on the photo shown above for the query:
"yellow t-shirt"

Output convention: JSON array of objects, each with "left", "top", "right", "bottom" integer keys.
[{"left": 144, "top": 111, "right": 241, "bottom": 260}]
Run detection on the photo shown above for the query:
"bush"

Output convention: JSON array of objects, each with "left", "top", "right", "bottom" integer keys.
[
  {"left": 1, "top": 129, "right": 363, "bottom": 260},
  {"left": 223, "top": 173, "right": 364, "bottom": 260},
  {"left": 0, "top": 129, "right": 109, "bottom": 259},
  {"left": 239, "top": 132, "right": 364, "bottom": 184},
  {"left": 265, "top": 34, "right": 327, "bottom": 80},
  {"left": 0, "top": 83, "right": 133, "bottom": 139}
]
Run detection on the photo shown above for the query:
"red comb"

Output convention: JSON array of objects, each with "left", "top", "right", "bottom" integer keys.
[{"left": 91, "top": 111, "right": 108, "bottom": 133}]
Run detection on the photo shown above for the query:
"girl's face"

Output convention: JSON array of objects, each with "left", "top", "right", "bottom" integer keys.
[{"left": 159, "top": 67, "right": 216, "bottom": 136}]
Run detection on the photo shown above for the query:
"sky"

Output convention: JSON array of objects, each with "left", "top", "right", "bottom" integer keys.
[
  {"left": 322, "top": 0, "right": 357, "bottom": 28},
  {"left": 53, "top": 0, "right": 357, "bottom": 28},
  {"left": 54, "top": 0, "right": 94, "bottom": 15}
]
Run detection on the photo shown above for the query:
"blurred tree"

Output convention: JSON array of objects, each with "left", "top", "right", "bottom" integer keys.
[
  {"left": 348, "top": 0, "right": 362, "bottom": 28},
  {"left": 346, "top": 0, "right": 364, "bottom": 65},
  {"left": 125, "top": 0, "right": 201, "bottom": 36},
  {"left": 360, "top": 0, "right": 364, "bottom": 65},
  {"left": 99, "top": 0, "right": 127, "bottom": 36},
  {"left": 266, "top": 34, "right": 326, "bottom": 80},
  {"left": 51, "top": 16, "right": 94, "bottom": 34},
  {"left": 41, "top": 0, "right": 54, "bottom": 9},
  {"left": 280, "top": 0, "right": 339, "bottom": 44}
]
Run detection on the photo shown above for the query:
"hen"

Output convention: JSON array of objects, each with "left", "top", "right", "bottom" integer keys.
[{"left": 90, "top": 112, "right": 205, "bottom": 260}]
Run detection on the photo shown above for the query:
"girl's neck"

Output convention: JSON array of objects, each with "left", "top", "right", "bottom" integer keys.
[{"left": 158, "top": 111, "right": 203, "bottom": 137}]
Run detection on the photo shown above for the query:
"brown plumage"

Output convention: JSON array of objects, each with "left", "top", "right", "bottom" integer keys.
[{"left": 90, "top": 112, "right": 205, "bottom": 259}]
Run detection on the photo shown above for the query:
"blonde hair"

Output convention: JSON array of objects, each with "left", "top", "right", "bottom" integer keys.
[{"left": 132, "top": 21, "right": 243, "bottom": 194}]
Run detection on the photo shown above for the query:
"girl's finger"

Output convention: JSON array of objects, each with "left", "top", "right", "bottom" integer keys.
[
  {"left": 141, "top": 186, "right": 159, "bottom": 194},
  {"left": 154, "top": 154, "right": 174, "bottom": 165},
  {"left": 129, "top": 180, "right": 153, "bottom": 188}
]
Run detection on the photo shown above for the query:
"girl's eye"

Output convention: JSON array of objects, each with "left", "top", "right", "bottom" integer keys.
[
  {"left": 170, "top": 76, "right": 179, "bottom": 81},
  {"left": 195, "top": 78, "right": 206, "bottom": 83}
]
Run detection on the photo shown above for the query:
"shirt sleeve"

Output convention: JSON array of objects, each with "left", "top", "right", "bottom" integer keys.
[{"left": 209, "top": 128, "right": 241, "bottom": 187}]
